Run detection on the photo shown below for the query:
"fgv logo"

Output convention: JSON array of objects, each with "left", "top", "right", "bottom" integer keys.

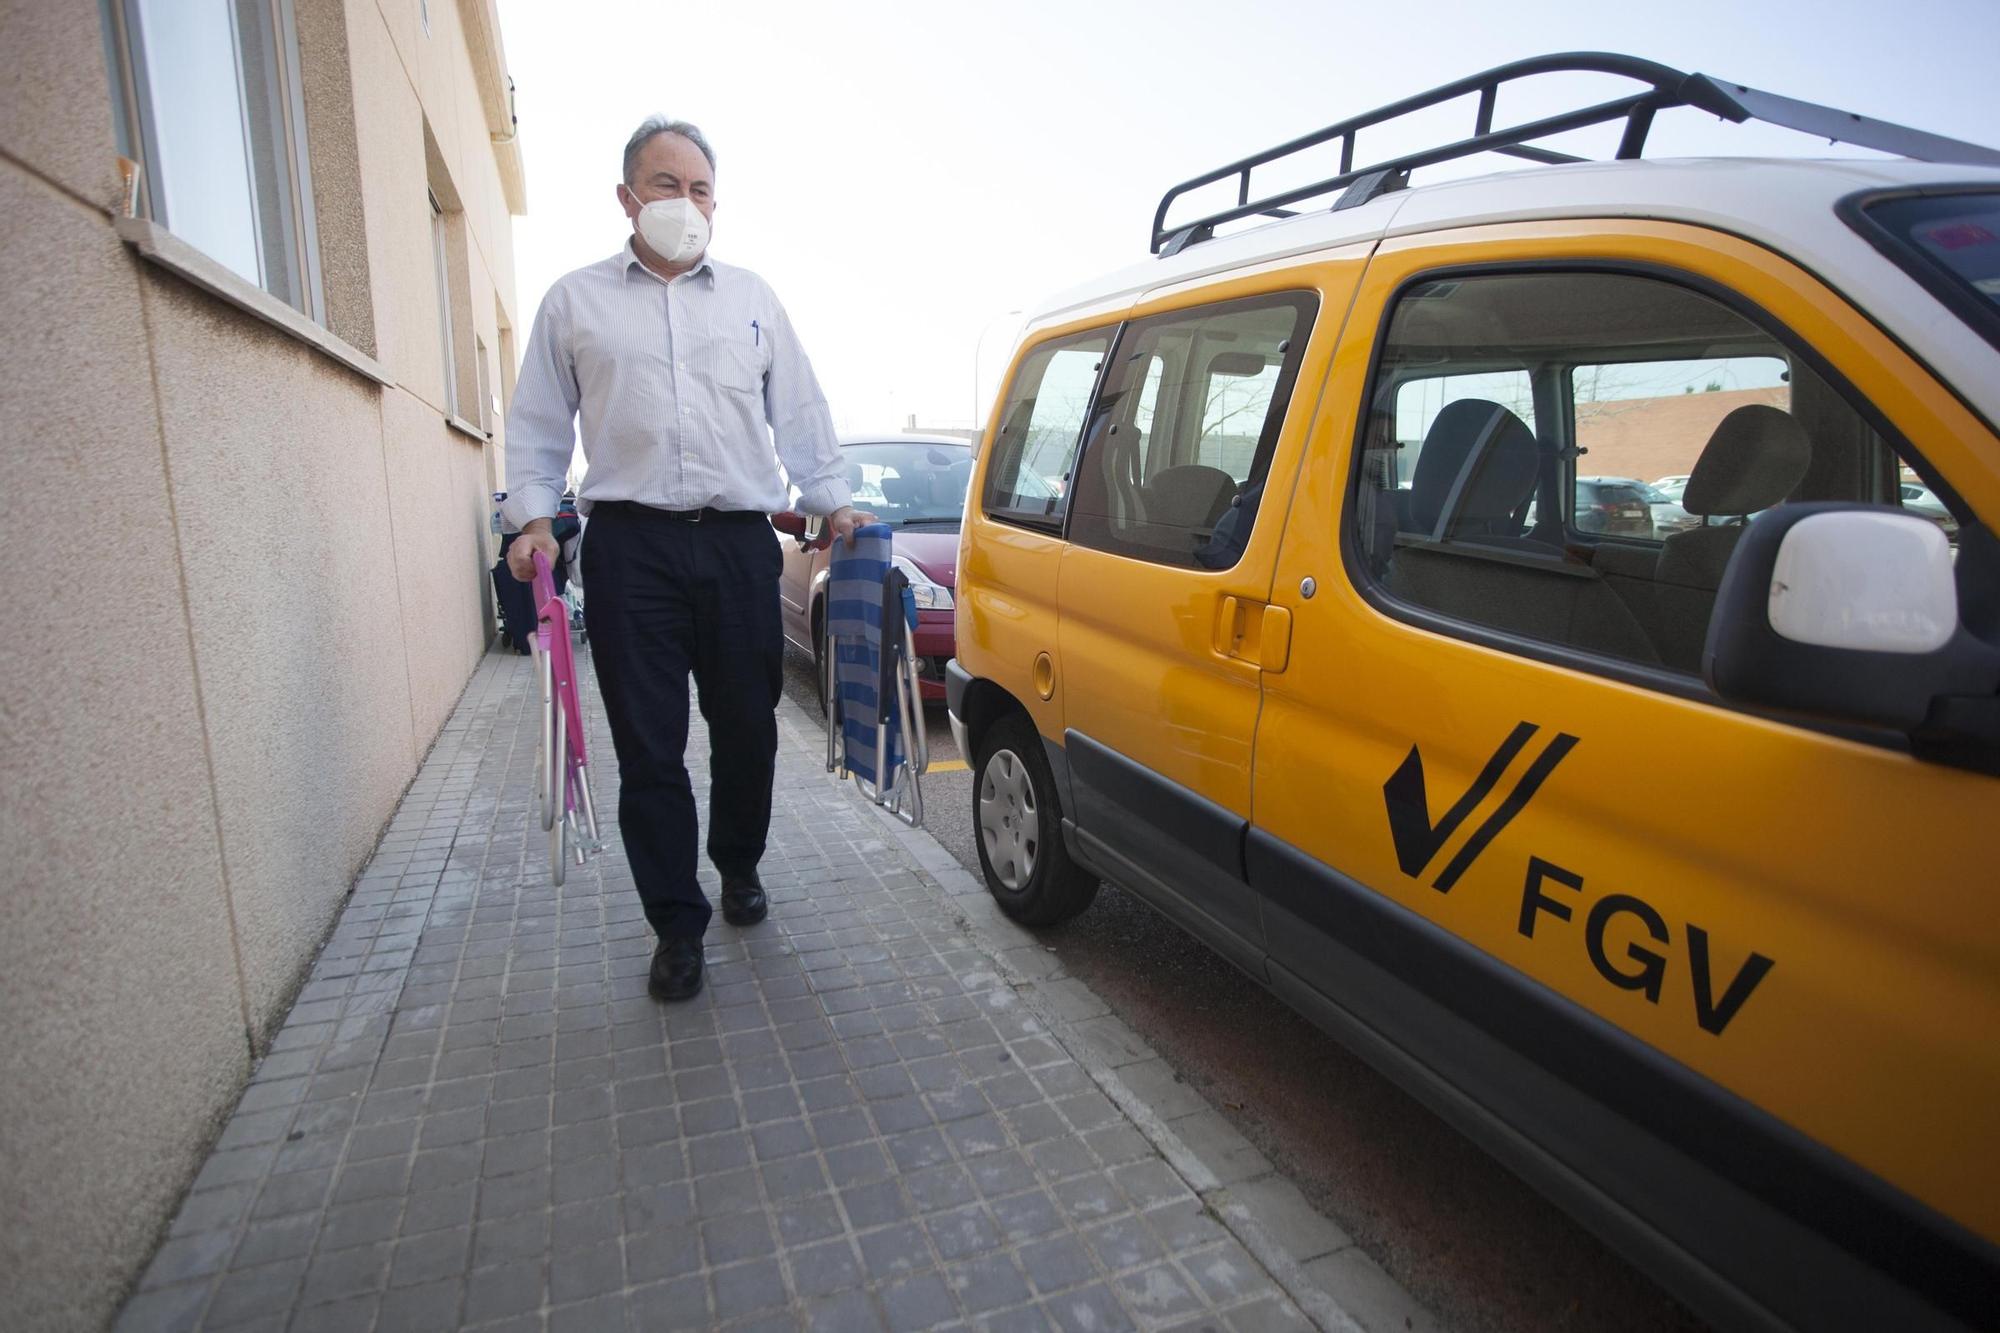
[
  {"left": 1382, "top": 723, "right": 1774, "bottom": 1037},
  {"left": 1383, "top": 721, "right": 1576, "bottom": 892}
]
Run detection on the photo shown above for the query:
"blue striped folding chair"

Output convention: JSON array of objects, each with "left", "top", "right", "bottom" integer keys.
[{"left": 824, "top": 523, "right": 928, "bottom": 825}]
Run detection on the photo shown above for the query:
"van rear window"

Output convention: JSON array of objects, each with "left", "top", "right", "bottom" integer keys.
[{"left": 1853, "top": 190, "right": 2000, "bottom": 352}]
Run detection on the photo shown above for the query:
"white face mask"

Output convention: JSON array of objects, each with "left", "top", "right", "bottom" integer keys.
[{"left": 631, "top": 195, "right": 709, "bottom": 266}]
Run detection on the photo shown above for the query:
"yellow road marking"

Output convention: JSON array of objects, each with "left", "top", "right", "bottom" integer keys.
[{"left": 927, "top": 758, "right": 969, "bottom": 773}]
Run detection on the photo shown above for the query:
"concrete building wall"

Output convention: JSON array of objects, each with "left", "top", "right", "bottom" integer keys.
[{"left": 0, "top": 2, "right": 525, "bottom": 1328}]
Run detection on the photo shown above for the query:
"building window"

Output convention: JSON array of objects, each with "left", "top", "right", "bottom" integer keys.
[
  {"left": 474, "top": 335, "right": 493, "bottom": 433},
  {"left": 430, "top": 192, "right": 459, "bottom": 419},
  {"left": 102, "top": 0, "right": 323, "bottom": 319}
]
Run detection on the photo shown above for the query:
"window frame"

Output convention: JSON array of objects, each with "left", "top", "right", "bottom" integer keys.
[
  {"left": 430, "top": 190, "right": 460, "bottom": 419},
  {"left": 1067, "top": 289, "right": 1320, "bottom": 570},
  {"left": 474, "top": 334, "right": 493, "bottom": 434},
  {"left": 1340, "top": 258, "right": 1960, "bottom": 714},
  {"left": 981, "top": 327, "right": 1118, "bottom": 535},
  {"left": 1838, "top": 185, "right": 2000, "bottom": 358},
  {"left": 105, "top": 0, "right": 325, "bottom": 322}
]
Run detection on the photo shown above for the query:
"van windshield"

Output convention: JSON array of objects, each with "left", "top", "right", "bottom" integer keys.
[
  {"left": 837, "top": 441, "right": 973, "bottom": 526},
  {"left": 1860, "top": 191, "right": 2000, "bottom": 348}
]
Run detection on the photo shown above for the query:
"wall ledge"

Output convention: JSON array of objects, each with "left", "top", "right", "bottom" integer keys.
[
  {"left": 115, "top": 217, "right": 391, "bottom": 388},
  {"left": 447, "top": 414, "right": 491, "bottom": 442}
]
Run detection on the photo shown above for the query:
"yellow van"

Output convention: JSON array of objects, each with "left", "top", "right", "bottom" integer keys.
[{"left": 946, "top": 55, "right": 2000, "bottom": 1332}]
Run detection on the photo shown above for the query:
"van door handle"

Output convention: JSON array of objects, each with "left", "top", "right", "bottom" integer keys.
[
  {"left": 1215, "top": 596, "right": 1247, "bottom": 657},
  {"left": 1214, "top": 597, "right": 1291, "bottom": 672},
  {"left": 1260, "top": 606, "right": 1292, "bottom": 673}
]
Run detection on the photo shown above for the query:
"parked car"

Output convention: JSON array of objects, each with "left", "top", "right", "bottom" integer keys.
[
  {"left": 1574, "top": 475, "right": 1661, "bottom": 537},
  {"left": 946, "top": 55, "right": 1999, "bottom": 1333},
  {"left": 1901, "top": 482, "right": 1961, "bottom": 540},
  {"left": 1651, "top": 472, "right": 1691, "bottom": 502},
  {"left": 772, "top": 434, "right": 969, "bottom": 707},
  {"left": 1582, "top": 475, "right": 1701, "bottom": 537}
]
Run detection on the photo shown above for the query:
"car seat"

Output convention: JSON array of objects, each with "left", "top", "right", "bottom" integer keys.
[
  {"left": 1385, "top": 399, "right": 1659, "bottom": 663},
  {"left": 1650, "top": 405, "right": 1812, "bottom": 671}
]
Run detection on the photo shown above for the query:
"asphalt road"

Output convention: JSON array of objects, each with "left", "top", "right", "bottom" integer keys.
[{"left": 779, "top": 647, "right": 1706, "bottom": 1333}]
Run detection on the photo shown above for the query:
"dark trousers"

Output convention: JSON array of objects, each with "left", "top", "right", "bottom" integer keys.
[
  {"left": 582, "top": 505, "right": 785, "bottom": 940},
  {"left": 493, "top": 520, "right": 578, "bottom": 651}
]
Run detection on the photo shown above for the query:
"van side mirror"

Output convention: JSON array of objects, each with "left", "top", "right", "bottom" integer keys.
[{"left": 1705, "top": 503, "right": 2000, "bottom": 772}]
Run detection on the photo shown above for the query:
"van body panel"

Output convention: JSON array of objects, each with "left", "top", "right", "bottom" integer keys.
[
  {"left": 1051, "top": 259, "right": 1366, "bottom": 948},
  {"left": 955, "top": 514, "right": 1071, "bottom": 750},
  {"left": 1257, "top": 219, "right": 1999, "bottom": 1246},
  {"left": 955, "top": 165, "right": 2000, "bottom": 1330},
  {"left": 1251, "top": 831, "right": 1993, "bottom": 1331},
  {"left": 959, "top": 309, "right": 1133, "bottom": 750}
]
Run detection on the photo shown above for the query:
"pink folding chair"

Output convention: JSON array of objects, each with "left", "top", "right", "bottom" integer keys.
[{"left": 530, "top": 550, "right": 601, "bottom": 884}]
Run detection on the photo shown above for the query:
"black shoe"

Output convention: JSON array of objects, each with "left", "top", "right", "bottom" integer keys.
[
  {"left": 648, "top": 937, "right": 704, "bottom": 1002},
  {"left": 721, "top": 874, "right": 768, "bottom": 926}
]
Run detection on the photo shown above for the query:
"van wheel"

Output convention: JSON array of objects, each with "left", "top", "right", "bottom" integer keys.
[{"left": 974, "top": 713, "right": 1098, "bottom": 926}]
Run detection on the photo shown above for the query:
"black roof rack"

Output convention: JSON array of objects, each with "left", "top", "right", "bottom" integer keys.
[{"left": 1150, "top": 52, "right": 2000, "bottom": 256}]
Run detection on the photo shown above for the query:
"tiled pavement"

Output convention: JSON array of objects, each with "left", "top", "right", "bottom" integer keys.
[{"left": 115, "top": 649, "right": 1431, "bottom": 1332}]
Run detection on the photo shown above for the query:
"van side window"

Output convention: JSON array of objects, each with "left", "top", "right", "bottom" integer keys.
[
  {"left": 1070, "top": 292, "right": 1317, "bottom": 570},
  {"left": 983, "top": 332, "right": 1111, "bottom": 529},
  {"left": 1349, "top": 270, "right": 1953, "bottom": 676}
]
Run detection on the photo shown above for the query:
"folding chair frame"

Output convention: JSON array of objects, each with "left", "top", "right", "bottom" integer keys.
[
  {"left": 529, "top": 551, "right": 602, "bottom": 884},
  {"left": 826, "top": 565, "right": 928, "bottom": 826}
]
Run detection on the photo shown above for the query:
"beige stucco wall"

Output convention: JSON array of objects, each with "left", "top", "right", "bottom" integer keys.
[{"left": 0, "top": 1, "right": 523, "bottom": 1328}]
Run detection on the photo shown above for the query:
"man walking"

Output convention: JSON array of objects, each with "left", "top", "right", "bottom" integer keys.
[{"left": 504, "top": 117, "right": 870, "bottom": 1001}]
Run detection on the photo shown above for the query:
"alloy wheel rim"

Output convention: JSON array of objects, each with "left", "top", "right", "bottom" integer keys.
[{"left": 978, "top": 749, "right": 1038, "bottom": 891}]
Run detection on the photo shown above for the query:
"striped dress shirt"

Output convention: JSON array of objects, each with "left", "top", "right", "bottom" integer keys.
[{"left": 501, "top": 242, "right": 853, "bottom": 529}]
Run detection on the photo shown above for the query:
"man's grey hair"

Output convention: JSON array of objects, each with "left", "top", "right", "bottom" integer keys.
[{"left": 622, "top": 116, "right": 716, "bottom": 186}]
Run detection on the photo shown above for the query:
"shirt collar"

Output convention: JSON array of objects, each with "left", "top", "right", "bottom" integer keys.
[{"left": 621, "top": 239, "right": 716, "bottom": 286}]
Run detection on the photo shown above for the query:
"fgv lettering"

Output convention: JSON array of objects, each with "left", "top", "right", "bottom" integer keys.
[{"left": 1519, "top": 857, "right": 1775, "bottom": 1036}]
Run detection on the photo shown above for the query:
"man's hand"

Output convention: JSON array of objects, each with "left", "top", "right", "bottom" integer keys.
[
  {"left": 507, "top": 518, "right": 559, "bottom": 582},
  {"left": 828, "top": 506, "right": 879, "bottom": 547}
]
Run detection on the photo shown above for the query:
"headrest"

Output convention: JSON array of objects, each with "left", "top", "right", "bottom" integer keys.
[
  {"left": 1408, "top": 399, "right": 1538, "bottom": 535},
  {"left": 1143, "top": 465, "right": 1238, "bottom": 530},
  {"left": 880, "top": 475, "right": 923, "bottom": 506},
  {"left": 1681, "top": 406, "right": 1811, "bottom": 517},
  {"left": 841, "top": 461, "right": 865, "bottom": 490}
]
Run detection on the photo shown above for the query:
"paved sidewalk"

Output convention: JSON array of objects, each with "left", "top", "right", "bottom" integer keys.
[{"left": 116, "top": 649, "right": 1431, "bottom": 1333}]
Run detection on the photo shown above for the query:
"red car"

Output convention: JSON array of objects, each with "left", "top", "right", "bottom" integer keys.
[{"left": 773, "top": 434, "right": 969, "bottom": 705}]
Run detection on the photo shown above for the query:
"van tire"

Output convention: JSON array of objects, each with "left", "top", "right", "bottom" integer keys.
[{"left": 973, "top": 713, "right": 1098, "bottom": 926}]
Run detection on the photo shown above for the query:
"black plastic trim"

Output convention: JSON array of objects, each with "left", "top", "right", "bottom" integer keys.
[
  {"left": 944, "top": 657, "right": 972, "bottom": 719},
  {"left": 1246, "top": 829, "right": 2000, "bottom": 1326},
  {"left": 1066, "top": 820, "right": 1268, "bottom": 983},
  {"left": 1064, "top": 730, "right": 1247, "bottom": 881}
]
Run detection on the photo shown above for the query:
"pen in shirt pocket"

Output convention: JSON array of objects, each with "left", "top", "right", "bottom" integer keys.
[{"left": 750, "top": 319, "right": 760, "bottom": 347}]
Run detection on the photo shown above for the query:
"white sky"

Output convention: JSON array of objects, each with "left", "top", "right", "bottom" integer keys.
[{"left": 495, "top": 0, "right": 2000, "bottom": 438}]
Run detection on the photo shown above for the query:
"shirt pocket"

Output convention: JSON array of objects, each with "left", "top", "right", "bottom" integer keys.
[{"left": 712, "top": 337, "right": 766, "bottom": 397}]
